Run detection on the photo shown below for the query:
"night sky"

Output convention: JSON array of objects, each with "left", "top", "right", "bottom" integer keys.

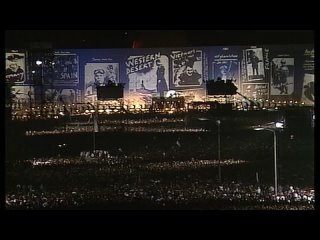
[{"left": 5, "top": 30, "right": 314, "bottom": 49}]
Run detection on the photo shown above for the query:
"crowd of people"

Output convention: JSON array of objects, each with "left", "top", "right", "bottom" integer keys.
[
  {"left": 6, "top": 108, "right": 313, "bottom": 210},
  {"left": 6, "top": 135, "right": 314, "bottom": 210},
  {"left": 6, "top": 157, "right": 314, "bottom": 209}
]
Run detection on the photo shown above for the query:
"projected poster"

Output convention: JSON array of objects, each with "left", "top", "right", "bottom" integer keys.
[
  {"left": 270, "top": 58, "right": 294, "bottom": 96},
  {"left": 301, "top": 48, "right": 314, "bottom": 105},
  {"left": 5, "top": 52, "right": 26, "bottom": 84},
  {"left": 84, "top": 63, "right": 119, "bottom": 101},
  {"left": 126, "top": 52, "right": 169, "bottom": 104},
  {"left": 301, "top": 74, "right": 314, "bottom": 105},
  {"left": 11, "top": 85, "right": 35, "bottom": 108},
  {"left": 45, "top": 88, "right": 77, "bottom": 104},
  {"left": 45, "top": 53, "right": 79, "bottom": 85},
  {"left": 212, "top": 49, "right": 241, "bottom": 91},
  {"left": 245, "top": 48, "right": 265, "bottom": 81},
  {"left": 171, "top": 49, "right": 203, "bottom": 88},
  {"left": 242, "top": 83, "right": 269, "bottom": 99},
  {"left": 213, "top": 59, "right": 240, "bottom": 81}
]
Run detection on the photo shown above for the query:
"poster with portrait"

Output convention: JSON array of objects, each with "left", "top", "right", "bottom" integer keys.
[
  {"left": 45, "top": 88, "right": 77, "bottom": 104},
  {"left": 5, "top": 52, "right": 26, "bottom": 84},
  {"left": 301, "top": 73, "right": 314, "bottom": 105},
  {"left": 44, "top": 54, "right": 79, "bottom": 85},
  {"left": 270, "top": 58, "right": 294, "bottom": 96},
  {"left": 213, "top": 60, "right": 240, "bottom": 81},
  {"left": 11, "top": 85, "right": 35, "bottom": 107},
  {"left": 171, "top": 49, "right": 203, "bottom": 88},
  {"left": 126, "top": 53, "right": 169, "bottom": 103},
  {"left": 245, "top": 48, "right": 265, "bottom": 81},
  {"left": 84, "top": 63, "right": 119, "bottom": 97}
]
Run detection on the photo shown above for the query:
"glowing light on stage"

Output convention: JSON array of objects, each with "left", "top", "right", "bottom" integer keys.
[{"left": 166, "top": 90, "right": 177, "bottom": 98}]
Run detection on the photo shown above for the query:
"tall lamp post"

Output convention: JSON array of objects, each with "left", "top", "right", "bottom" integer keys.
[
  {"left": 87, "top": 102, "right": 98, "bottom": 153},
  {"left": 36, "top": 60, "right": 44, "bottom": 117},
  {"left": 254, "top": 122, "right": 283, "bottom": 196},
  {"left": 216, "top": 120, "right": 221, "bottom": 182}
]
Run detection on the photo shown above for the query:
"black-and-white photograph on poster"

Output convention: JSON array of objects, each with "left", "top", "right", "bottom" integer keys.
[
  {"left": 212, "top": 60, "right": 240, "bottom": 91},
  {"left": 245, "top": 48, "right": 265, "bottom": 81},
  {"left": 242, "top": 83, "right": 269, "bottom": 99},
  {"left": 5, "top": 53, "right": 25, "bottom": 84},
  {"left": 84, "top": 63, "right": 119, "bottom": 97},
  {"left": 47, "top": 54, "right": 79, "bottom": 85},
  {"left": 301, "top": 73, "right": 314, "bottom": 105},
  {"left": 213, "top": 60, "right": 240, "bottom": 81},
  {"left": 127, "top": 54, "right": 169, "bottom": 102},
  {"left": 45, "top": 88, "right": 76, "bottom": 104},
  {"left": 270, "top": 58, "right": 294, "bottom": 95},
  {"left": 11, "top": 85, "right": 35, "bottom": 108},
  {"left": 172, "top": 50, "right": 202, "bottom": 88}
]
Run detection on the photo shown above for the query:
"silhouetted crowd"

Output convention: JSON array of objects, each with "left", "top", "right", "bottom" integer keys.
[{"left": 6, "top": 152, "right": 314, "bottom": 210}]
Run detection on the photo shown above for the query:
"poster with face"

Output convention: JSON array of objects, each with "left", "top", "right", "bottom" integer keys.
[
  {"left": 5, "top": 53, "right": 25, "bottom": 84},
  {"left": 270, "top": 58, "right": 294, "bottom": 95},
  {"left": 245, "top": 48, "right": 265, "bottom": 81},
  {"left": 213, "top": 60, "right": 240, "bottom": 81},
  {"left": 171, "top": 49, "right": 203, "bottom": 88},
  {"left": 126, "top": 53, "right": 169, "bottom": 103},
  {"left": 84, "top": 63, "right": 119, "bottom": 97}
]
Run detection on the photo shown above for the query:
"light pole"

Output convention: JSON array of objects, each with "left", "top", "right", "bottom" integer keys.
[
  {"left": 254, "top": 124, "right": 283, "bottom": 196},
  {"left": 36, "top": 60, "right": 44, "bottom": 118},
  {"left": 87, "top": 102, "right": 99, "bottom": 153},
  {"left": 216, "top": 120, "right": 221, "bottom": 182}
]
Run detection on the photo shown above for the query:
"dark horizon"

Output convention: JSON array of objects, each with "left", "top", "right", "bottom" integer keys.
[{"left": 5, "top": 30, "right": 314, "bottom": 49}]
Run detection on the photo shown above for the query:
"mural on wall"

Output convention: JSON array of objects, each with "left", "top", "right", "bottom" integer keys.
[
  {"left": 84, "top": 62, "right": 119, "bottom": 102},
  {"left": 171, "top": 49, "right": 203, "bottom": 88},
  {"left": 6, "top": 52, "right": 26, "bottom": 84},
  {"left": 45, "top": 88, "right": 77, "bottom": 105},
  {"left": 245, "top": 48, "right": 265, "bottom": 81},
  {"left": 11, "top": 85, "right": 35, "bottom": 108},
  {"left": 211, "top": 47, "right": 241, "bottom": 92},
  {"left": 6, "top": 45, "right": 314, "bottom": 106},
  {"left": 270, "top": 58, "right": 295, "bottom": 96},
  {"left": 301, "top": 74, "right": 314, "bottom": 105},
  {"left": 44, "top": 53, "right": 79, "bottom": 86},
  {"left": 242, "top": 83, "right": 269, "bottom": 99},
  {"left": 301, "top": 48, "right": 314, "bottom": 105},
  {"left": 126, "top": 52, "right": 169, "bottom": 104}
]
